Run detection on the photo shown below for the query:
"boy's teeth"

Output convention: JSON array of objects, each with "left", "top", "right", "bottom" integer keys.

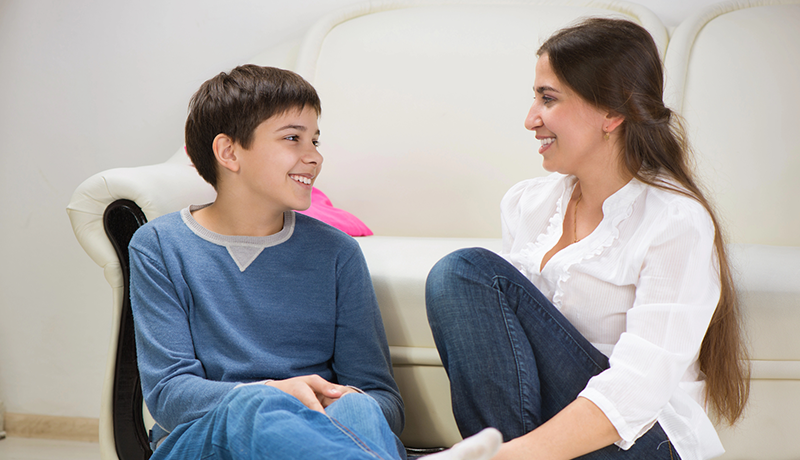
[{"left": 290, "top": 175, "right": 312, "bottom": 185}]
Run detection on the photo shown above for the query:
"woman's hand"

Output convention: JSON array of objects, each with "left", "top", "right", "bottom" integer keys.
[{"left": 265, "top": 374, "right": 358, "bottom": 413}]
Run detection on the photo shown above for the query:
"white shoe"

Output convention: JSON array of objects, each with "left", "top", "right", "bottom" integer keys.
[{"left": 423, "top": 428, "right": 502, "bottom": 460}]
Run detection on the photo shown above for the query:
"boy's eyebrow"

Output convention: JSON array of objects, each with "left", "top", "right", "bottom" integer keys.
[{"left": 276, "top": 125, "right": 321, "bottom": 135}]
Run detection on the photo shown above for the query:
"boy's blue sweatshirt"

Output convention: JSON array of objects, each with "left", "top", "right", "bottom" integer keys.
[{"left": 129, "top": 207, "right": 404, "bottom": 445}]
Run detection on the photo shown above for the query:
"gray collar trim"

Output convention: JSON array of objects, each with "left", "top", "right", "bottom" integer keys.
[{"left": 180, "top": 204, "right": 295, "bottom": 272}]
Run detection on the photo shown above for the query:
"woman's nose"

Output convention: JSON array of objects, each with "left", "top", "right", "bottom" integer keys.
[{"left": 524, "top": 103, "right": 542, "bottom": 131}]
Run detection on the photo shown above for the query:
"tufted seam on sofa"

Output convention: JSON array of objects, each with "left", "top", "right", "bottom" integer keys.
[
  {"left": 295, "top": 0, "right": 668, "bottom": 83},
  {"left": 664, "top": 0, "right": 800, "bottom": 113}
]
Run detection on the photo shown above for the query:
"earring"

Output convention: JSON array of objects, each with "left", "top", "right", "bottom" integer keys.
[{"left": 603, "top": 130, "right": 610, "bottom": 141}]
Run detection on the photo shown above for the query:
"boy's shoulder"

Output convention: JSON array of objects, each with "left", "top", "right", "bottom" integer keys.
[
  {"left": 293, "top": 212, "right": 360, "bottom": 251},
  {"left": 130, "top": 209, "right": 185, "bottom": 245}
]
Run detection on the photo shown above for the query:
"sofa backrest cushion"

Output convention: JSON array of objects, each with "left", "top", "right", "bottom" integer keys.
[
  {"left": 665, "top": 1, "right": 800, "bottom": 246},
  {"left": 286, "top": 2, "right": 666, "bottom": 237}
]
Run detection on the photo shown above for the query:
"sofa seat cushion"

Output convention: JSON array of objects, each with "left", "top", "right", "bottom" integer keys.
[{"left": 357, "top": 236, "right": 502, "bottom": 352}]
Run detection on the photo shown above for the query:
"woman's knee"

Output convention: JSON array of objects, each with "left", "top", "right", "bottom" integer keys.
[
  {"left": 427, "top": 247, "right": 496, "bottom": 291},
  {"left": 426, "top": 248, "right": 507, "bottom": 331}
]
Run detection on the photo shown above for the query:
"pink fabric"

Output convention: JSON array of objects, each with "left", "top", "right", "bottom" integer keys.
[{"left": 298, "top": 188, "right": 373, "bottom": 237}]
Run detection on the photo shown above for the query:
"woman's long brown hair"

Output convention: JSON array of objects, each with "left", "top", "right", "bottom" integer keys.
[{"left": 539, "top": 18, "right": 749, "bottom": 424}]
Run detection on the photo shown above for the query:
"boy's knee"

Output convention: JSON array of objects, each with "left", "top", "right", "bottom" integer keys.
[
  {"left": 326, "top": 392, "right": 389, "bottom": 428},
  {"left": 328, "top": 392, "right": 380, "bottom": 415},
  {"left": 221, "top": 384, "right": 299, "bottom": 415}
]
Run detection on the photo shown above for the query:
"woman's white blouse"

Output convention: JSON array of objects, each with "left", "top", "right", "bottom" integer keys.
[{"left": 500, "top": 173, "right": 724, "bottom": 459}]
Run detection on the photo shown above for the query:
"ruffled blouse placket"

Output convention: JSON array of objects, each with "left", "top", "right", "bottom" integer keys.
[{"left": 520, "top": 178, "right": 645, "bottom": 310}]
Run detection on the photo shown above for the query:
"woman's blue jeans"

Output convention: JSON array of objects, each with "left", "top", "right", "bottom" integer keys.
[
  {"left": 151, "top": 384, "right": 406, "bottom": 460},
  {"left": 425, "top": 248, "right": 679, "bottom": 459}
]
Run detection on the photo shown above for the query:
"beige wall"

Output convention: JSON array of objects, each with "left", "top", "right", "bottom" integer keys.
[{"left": 0, "top": 0, "right": 725, "bottom": 420}]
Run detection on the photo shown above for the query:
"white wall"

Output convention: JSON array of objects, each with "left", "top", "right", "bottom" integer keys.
[{"left": 0, "top": 0, "right": 724, "bottom": 420}]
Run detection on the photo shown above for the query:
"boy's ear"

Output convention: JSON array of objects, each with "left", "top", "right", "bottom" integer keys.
[{"left": 212, "top": 133, "right": 240, "bottom": 173}]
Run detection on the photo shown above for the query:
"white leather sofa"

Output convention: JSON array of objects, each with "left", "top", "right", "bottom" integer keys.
[{"left": 67, "top": 1, "right": 800, "bottom": 459}]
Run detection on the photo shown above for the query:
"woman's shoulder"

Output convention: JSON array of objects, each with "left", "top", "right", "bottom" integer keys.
[
  {"left": 509, "top": 172, "right": 566, "bottom": 192},
  {"left": 643, "top": 181, "right": 708, "bottom": 213},
  {"left": 503, "top": 172, "right": 569, "bottom": 206},
  {"left": 641, "top": 181, "right": 715, "bottom": 237}
]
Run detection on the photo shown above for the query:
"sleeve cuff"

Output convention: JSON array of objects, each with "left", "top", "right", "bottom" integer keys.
[
  {"left": 345, "top": 385, "right": 366, "bottom": 394},
  {"left": 578, "top": 390, "right": 657, "bottom": 450}
]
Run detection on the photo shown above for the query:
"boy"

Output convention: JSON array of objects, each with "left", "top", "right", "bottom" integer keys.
[{"left": 130, "top": 65, "right": 500, "bottom": 459}]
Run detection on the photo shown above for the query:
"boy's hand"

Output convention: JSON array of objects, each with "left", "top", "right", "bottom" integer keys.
[{"left": 265, "top": 375, "right": 357, "bottom": 413}]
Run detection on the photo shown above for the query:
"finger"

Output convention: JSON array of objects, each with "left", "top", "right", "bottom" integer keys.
[
  {"left": 319, "top": 392, "right": 345, "bottom": 408},
  {"left": 295, "top": 386, "right": 326, "bottom": 413},
  {"left": 266, "top": 379, "right": 327, "bottom": 413},
  {"left": 319, "top": 385, "right": 361, "bottom": 408},
  {"left": 302, "top": 375, "right": 345, "bottom": 398}
]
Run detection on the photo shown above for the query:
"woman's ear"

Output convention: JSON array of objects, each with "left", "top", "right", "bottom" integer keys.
[
  {"left": 212, "top": 134, "right": 240, "bottom": 173},
  {"left": 604, "top": 112, "right": 625, "bottom": 134}
]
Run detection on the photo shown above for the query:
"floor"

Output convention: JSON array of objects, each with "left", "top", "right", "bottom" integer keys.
[
  {"left": 0, "top": 437, "right": 102, "bottom": 460},
  {"left": 0, "top": 436, "right": 438, "bottom": 459}
]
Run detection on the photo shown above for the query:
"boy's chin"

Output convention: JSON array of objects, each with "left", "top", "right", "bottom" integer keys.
[{"left": 292, "top": 202, "right": 313, "bottom": 212}]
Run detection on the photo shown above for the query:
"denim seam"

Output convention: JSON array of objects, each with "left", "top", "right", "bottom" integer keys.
[
  {"left": 324, "top": 413, "right": 388, "bottom": 459},
  {"left": 493, "top": 277, "right": 534, "bottom": 433}
]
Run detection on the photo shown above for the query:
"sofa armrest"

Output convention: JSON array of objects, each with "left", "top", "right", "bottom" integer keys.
[
  {"left": 67, "top": 148, "right": 216, "bottom": 288},
  {"left": 67, "top": 148, "right": 214, "bottom": 460}
]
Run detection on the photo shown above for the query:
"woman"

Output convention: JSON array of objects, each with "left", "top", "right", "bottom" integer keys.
[{"left": 425, "top": 18, "right": 749, "bottom": 460}]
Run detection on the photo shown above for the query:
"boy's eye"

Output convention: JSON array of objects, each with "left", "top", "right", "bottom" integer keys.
[{"left": 283, "top": 134, "right": 319, "bottom": 146}]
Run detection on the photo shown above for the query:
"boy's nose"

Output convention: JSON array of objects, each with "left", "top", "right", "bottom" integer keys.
[{"left": 306, "top": 146, "right": 323, "bottom": 166}]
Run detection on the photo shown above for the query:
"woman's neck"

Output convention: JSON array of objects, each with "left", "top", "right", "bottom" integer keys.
[{"left": 572, "top": 169, "right": 632, "bottom": 211}]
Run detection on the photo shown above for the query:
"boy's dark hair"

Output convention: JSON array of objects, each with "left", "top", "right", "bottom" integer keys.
[{"left": 185, "top": 65, "right": 321, "bottom": 188}]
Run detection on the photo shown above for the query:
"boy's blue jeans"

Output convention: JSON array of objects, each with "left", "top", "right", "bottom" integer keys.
[
  {"left": 151, "top": 385, "right": 406, "bottom": 460},
  {"left": 425, "top": 248, "right": 680, "bottom": 459}
]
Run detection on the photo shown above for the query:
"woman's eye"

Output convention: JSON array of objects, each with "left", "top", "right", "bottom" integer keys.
[
  {"left": 534, "top": 95, "right": 555, "bottom": 105},
  {"left": 285, "top": 135, "right": 299, "bottom": 141}
]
